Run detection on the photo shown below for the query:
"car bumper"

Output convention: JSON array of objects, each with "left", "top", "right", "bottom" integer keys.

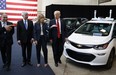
[{"left": 63, "top": 42, "right": 110, "bottom": 66}]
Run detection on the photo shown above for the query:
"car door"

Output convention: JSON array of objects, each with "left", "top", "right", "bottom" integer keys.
[{"left": 113, "top": 23, "right": 116, "bottom": 54}]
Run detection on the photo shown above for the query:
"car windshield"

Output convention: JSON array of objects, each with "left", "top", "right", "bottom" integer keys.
[{"left": 75, "top": 23, "right": 112, "bottom": 36}]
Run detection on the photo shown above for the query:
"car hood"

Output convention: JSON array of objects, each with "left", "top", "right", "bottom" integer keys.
[{"left": 68, "top": 33, "right": 111, "bottom": 45}]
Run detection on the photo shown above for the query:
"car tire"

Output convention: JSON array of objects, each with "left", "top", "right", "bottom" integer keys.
[{"left": 105, "top": 49, "right": 115, "bottom": 69}]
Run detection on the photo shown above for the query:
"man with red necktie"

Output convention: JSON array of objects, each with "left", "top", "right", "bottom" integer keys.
[{"left": 49, "top": 10, "right": 67, "bottom": 67}]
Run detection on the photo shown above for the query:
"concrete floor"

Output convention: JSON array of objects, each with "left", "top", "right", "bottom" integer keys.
[{"left": 47, "top": 44, "right": 116, "bottom": 75}]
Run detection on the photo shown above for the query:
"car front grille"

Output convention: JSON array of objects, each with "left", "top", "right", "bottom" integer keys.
[
  {"left": 66, "top": 49, "right": 96, "bottom": 62},
  {"left": 70, "top": 41, "right": 93, "bottom": 49}
]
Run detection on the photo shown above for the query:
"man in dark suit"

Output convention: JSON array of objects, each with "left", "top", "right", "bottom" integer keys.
[
  {"left": 17, "top": 12, "right": 34, "bottom": 67},
  {"left": 0, "top": 13, "right": 14, "bottom": 71},
  {"left": 49, "top": 10, "right": 67, "bottom": 67}
]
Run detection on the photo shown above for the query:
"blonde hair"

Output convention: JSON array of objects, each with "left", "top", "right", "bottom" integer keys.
[
  {"left": 54, "top": 10, "right": 60, "bottom": 15},
  {"left": 37, "top": 13, "right": 45, "bottom": 22}
]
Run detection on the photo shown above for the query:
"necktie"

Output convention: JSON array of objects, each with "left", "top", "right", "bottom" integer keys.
[
  {"left": 56, "top": 19, "right": 60, "bottom": 38},
  {"left": 24, "top": 20, "right": 28, "bottom": 29}
]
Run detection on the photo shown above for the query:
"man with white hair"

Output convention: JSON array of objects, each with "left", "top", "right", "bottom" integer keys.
[
  {"left": 49, "top": 10, "right": 67, "bottom": 67},
  {"left": 17, "top": 12, "right": 34, "bottom": 67}
]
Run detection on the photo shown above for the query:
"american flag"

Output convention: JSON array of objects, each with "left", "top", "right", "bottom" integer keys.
[{"left": 0, "top": 0, "right": 37, "bottom": 25}]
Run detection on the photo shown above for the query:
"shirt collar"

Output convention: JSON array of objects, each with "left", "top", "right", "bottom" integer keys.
[
  {"left": 1, "top": 21, "right": 6, "bottom": 24},
  {"left": 23, "top": 19, "right": 27, "bottom": 22}
]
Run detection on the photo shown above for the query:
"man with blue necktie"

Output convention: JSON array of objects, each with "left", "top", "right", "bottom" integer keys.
[{"left": 17, "top": 12, "right": 34, "bottom": 67}]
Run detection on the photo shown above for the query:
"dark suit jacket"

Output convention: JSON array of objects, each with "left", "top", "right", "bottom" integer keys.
[
  {"left": 49, "top": 19, "right": 67, "bottom": 41},
  {"left": 0, "top": 27, "right": 6, "bottom": 33},
  {"left": 0, "top": 22, "right": 14, "bottom": 47},
  {"left": 33, "top": 22, "right": 49, "bottom": 41},
  {"left": 17, "top": 19, "right": 33, "bottom": 43}
]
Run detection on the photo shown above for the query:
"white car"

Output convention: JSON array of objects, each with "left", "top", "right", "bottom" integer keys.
[{"left": 63, "top": 17, "right": 116, "bottom": 69}]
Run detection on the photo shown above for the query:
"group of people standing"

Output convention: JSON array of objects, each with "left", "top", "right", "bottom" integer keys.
[{"left": 0, "top": 10, "right": 67, "bottom": 71}]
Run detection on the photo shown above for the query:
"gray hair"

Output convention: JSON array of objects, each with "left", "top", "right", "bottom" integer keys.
[{"left": 21, "top": 12, "right": 28, "bottom": 16}]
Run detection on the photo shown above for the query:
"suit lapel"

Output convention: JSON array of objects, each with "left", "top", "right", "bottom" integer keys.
[
  {"left": 39, "top": 23, "right": 41, "bottom": 33},
  {"left": 21, "top": 20, "right": 27, "bottom": 30},
  {"left": 54, "top": 19, "right": 56, "bottom": 24},
  {"left": 0, "top": 22, "right": 2, "bottom": 28},
  {"left": 27, "top": 20, "right": 29, "bottom": 30},
  {"left": 27, "top": 20, "right": 30, "bottom": 30},
  {"left": 59, "top": 19, "right": 62, "bottom": 34}
]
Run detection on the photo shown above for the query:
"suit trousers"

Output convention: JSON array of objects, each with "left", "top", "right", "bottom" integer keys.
[
  {"left": 36, "top": 35, "right": 48, "bottom": 64},
  {"left": 52, "top": 35, "right": 64, "bottom": 64},
  {"left": 21, "top": 41, "right": 32, "bottom": 63},
  {"left": 0, "top": 45, "right": 12, "bottom": 67}
]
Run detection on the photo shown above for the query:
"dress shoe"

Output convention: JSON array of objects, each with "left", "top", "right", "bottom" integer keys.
[
  {"left": 6, "top": 67, "right": 10, "bottom": 71},
  {"left": 21, "top": 63, "right": 26, "bottom": 67},
  {"left": 3, "top": 64, "right": 7, "bottom": 68},
  {"left": 27, "top": 62, "right": 33, "bottom": 66},
  {"left": 44, "top": 64, "right": 48, "bottom": 67},
  {"left": 37, "top": 64, "right": 40, "bottom": 67},
  {"left": 55, "top": 63, "right": 58, "bottom": 67},
  {"left": 59, "top": 60, "right": 62, "bottom": 64}
]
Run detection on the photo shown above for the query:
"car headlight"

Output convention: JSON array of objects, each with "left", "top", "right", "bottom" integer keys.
[{"left": 93, "top": 43, "right": 109, "bottom": 50}]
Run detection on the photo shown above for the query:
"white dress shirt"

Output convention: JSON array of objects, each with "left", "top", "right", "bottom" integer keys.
[
  {"left": 23, "top": 19, "right": 28, "bottom": 29},
  {"left": 40, "top": 23, "right": 43, "bottom": 35}
]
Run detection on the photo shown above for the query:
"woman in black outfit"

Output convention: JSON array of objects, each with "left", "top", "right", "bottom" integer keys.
[{"left": 33, "top": 14, "right": 49, "bottom": 67}]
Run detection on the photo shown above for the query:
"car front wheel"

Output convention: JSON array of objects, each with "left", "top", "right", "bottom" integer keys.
[{"left": 105, "top": 50, "right": 115, "bottom": 69}]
